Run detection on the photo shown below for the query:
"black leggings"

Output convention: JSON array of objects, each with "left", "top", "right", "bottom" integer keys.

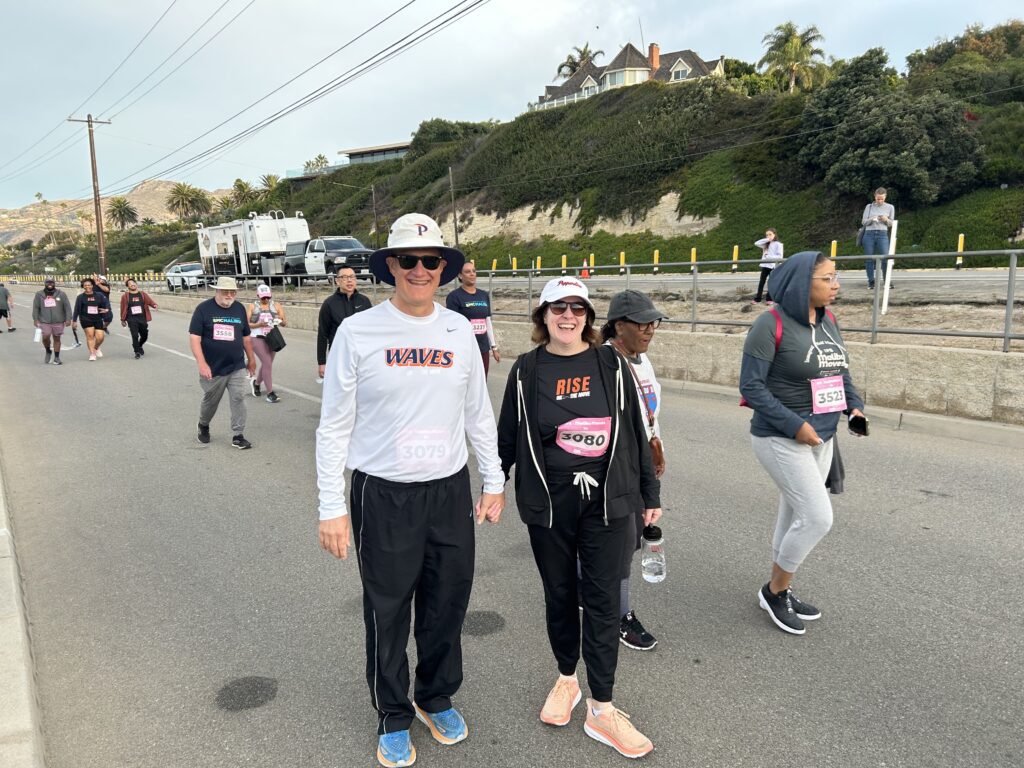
[
  {"left": 127, "top": 319, "right": 149, "bottom": 353},
  {"left": 755, "top": 267, "right": 773, "bottom": 302}
]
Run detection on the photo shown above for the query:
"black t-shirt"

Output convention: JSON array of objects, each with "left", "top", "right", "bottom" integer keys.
[
  {"left": 536, "top": 346, "right": 611, "bottom": 473},
  {"left": 445, "top": 287, "right": 492, "bottom": 353},
  {"left": 188, "top": 298, "right": 250, "bottom": 377},
  {"left": 75, "top": 292, "right": 110, "bottom": 325},
  {"left": 125, "top": 292, "right": 146, "bottom": 320}
]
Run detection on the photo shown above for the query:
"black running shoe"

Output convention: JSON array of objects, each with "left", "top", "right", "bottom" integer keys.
[
  {"left": 789, "top": 592, "right": 821, "bottom": 621},
  {"left": 232, "top": 434, "right": 252, "bottom": 450},
  {"left": 134, "top": 353, "right": 141, "bottom": 359},
  {"left": 8, "top": 328, "right": 14, "bottom": 332},
  {"left": 619, "top": 610, "right": 658, "bottom": 651},
  {"left": 250, "top": 378, "right": 260, "bottom": 398},
  {"left": 197, "top": 423, "right": 211, "bottom": 445},
  {"left": 138, "top": 347, "right": 144, "bottom": 355},
  {"left": 52, "top": 357, "right": 62, "bottom": 366},
  {"left": 44, "top": 350, "right": 52, "bottom": 364},
  {"left": 758, "top": 584, "right": 806, "bottom": 635},
  {"left": 265, "top": 391, "right": 279, "bottom": 403}
]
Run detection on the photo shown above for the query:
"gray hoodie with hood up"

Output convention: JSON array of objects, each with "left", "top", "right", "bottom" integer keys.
[{"left": 739, "top": 251, "right": 864, "bottom": 441}]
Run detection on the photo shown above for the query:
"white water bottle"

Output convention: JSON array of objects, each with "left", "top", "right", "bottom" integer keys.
[{"left": 641, "top": 525, "right": 666, "bottom": 583}]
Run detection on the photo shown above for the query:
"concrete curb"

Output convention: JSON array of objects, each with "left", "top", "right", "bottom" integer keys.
[
  {"left": 0, "top": 455, "right": 46, "bottom": 768},
  {"left": 661, "top": 379, "right": 1024, "bottom": 449}
]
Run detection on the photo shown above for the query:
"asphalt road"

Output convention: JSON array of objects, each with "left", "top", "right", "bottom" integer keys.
[{"left": 0, "top": 309, "right": 1022, "bottom": 768}]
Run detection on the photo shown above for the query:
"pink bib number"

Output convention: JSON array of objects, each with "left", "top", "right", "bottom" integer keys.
[
  {"left": 470, "top": 318, "right": 487, "bottom": 335},
  {"left": 86, "top": 305, "right": 98, "bottom": 315},
  {"left": 811, "top": 375, "right": 847, "bottom": 414},
  {"left": 131, "top": 305, "right": 143, "bottom": 315},
  {"left": 556, "top": 417, "right": 611, "bottom": 458},
  {"left": 213, "top": 323, "right": 235, "bottom": 342},
  {"left": 43, "top": 297, "right": 56, "bottom": 308}
]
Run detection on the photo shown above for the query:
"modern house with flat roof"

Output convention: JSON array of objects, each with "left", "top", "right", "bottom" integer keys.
[
  {"left": 338, "top": 142, "right": 411, "bottom": 165},
  {"left": 530, "top": 42, "right": 725, "bottom": 111}
]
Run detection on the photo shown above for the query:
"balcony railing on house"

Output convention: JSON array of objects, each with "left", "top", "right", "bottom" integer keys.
[{"left": 528, "top": 83, "right": 612, "bottom": 111}]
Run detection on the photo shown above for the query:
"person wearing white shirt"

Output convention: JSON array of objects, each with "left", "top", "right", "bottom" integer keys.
[
  {"left": 753, "top": 228, "right": 784, "bottom": 304},
  {"left": 316, "top": 213, "right": 504, "bottom": 768}
]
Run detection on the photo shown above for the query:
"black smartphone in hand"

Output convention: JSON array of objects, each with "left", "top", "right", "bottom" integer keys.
[{"left": 848, "top": 414, "right": 869, "bottom": 437}]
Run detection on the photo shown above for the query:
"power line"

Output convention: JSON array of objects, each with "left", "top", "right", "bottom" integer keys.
[{"left": 97, "top": 0, "right": 239, "bottom": 118}]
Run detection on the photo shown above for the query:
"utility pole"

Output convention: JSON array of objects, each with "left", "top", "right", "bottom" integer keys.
[
  {"left": 67, "top": 114, "right": 112, "bottom": 273},
  {"left": 448, "top": 166, "right": 459, "bottom": 248}
]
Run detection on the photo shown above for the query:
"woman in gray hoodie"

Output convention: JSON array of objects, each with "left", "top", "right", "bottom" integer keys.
[{"left": 739, "top": 252, "right": 867, "bottom": 636}]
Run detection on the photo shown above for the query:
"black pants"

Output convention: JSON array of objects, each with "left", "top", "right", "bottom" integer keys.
[
  {"left": 528, "top": 470, "right": 630, "bottom": 702},
  {"left": 351, "top": 466, "right": 475, "bottom": 734},
  {"left": 755, "top": 267, "right": 773, "bottom": 302},
  {"left": 127, "top": 319, "right": 149, "bottom": 353}
]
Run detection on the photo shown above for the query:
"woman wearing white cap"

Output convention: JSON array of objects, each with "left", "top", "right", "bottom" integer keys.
[
  {"left": 248, "top": 284, "right": 287, "bottom": 403},
  {"left": 497, "top": 277, "right": 661, "bottom": 759}
]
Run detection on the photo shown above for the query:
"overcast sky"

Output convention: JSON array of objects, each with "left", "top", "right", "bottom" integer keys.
[{"left": 0, "top": 0, "right": 1019, "bottom": 209}]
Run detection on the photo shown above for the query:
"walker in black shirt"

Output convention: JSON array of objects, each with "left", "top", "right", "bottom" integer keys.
[{"left": 188, "top": 298, "right": 250, "bottom": 377}]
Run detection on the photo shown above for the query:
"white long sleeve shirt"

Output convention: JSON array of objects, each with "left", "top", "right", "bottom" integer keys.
[
  {"left": 316, "top": 299, "right": 504, "bottom": 520},
  {"left": 755, "top": 238, "right": 784, "bottom": 269}
]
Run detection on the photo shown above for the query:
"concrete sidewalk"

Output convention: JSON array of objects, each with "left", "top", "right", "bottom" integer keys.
[{"left": 0, "top": 459, "right": 45, "bottom": 768}]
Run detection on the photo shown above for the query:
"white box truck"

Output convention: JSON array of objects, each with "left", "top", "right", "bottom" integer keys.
[{"left": 196, "top": 211, "right": 310, "bottom": 277}]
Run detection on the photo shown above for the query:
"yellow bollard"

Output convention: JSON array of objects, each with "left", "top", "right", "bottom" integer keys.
[
  {"left": 490, "top": 259, "right": 497, "bottom": 277},
  {"left": 511, "top": 256, "right": 518, "bottom": 277},
  {"left": 690, "top": 247, "right": 697, "bottom": 274},
  {"left": 589, "top": 253, "right": 596, "bottom": 275},
  {"left": 561, "top": 254, "right": 567, "bottom": 276},
  {"left": 731, "top": 244, "right": 739, "bottom": 273},
  {"left": 956, "top": 233, "right": 964, "bottom": 270},
  {"left": 619, "top": 251, "right": 626, "bottom": 275},
  {"left": 653, "top": 249, "right": 659, "bottom": 275},
  {"left": 536, "top": 256, "right": 542, "bottom": 275},
  {"left": 830, "top": 240, "right": 837, "bottom": 258}
]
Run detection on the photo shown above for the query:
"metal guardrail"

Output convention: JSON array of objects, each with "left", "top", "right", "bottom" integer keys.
[{"left": 482, "top": 250, "right": 1022, "bottom": 353}]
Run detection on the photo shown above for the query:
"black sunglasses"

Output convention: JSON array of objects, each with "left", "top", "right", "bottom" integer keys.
[
  {"left": 393, "top": 254, "right": 443, "bottom": 271},
  {"left": 548, "top": 301, "right": 589, "bottom": 317}
]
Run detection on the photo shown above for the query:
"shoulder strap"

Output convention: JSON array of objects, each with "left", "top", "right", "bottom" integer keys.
[
  {"left": 610, "top": 342, "right": 655, "bottom": 428},
  {"left": 768, "top": 308, "right": 783, "bottom": 352}
]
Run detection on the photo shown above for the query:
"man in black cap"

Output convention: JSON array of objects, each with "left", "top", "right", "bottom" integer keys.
[
  {"left": 31, "top": 279, "right": 73, "bottom": 364},
  {"left": 601, "top": 289, "right": 669, "bottom": 651},
  {"left": 316, "top": 213, "right": 504, "bottom": 768}
]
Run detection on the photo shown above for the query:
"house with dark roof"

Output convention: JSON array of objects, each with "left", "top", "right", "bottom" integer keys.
[{"left": 530, "top": 43, "right": 724, "bottom": 110}]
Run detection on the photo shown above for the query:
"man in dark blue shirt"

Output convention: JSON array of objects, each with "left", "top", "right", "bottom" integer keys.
[
  {"left": 188, "top": 277, "right": 256, "bottom": 449},
  {"left": 445, "top": 262, "right": 500, "bottom": 376}
]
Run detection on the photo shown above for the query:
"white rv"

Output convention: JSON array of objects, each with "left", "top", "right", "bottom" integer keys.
[{"left": 196, "top": 211, "right": 310, "bottom": 276}]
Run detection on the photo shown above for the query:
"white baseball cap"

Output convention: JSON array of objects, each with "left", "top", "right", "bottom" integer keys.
[
  {"left": 538, "top": 277, "right": 593, "bottom": 309},
  {"left": 256, "top": 284, "right": 272, "bottom": 298},
  {"left": 369, "top": 212, "right": 464, "bottom": 286}
]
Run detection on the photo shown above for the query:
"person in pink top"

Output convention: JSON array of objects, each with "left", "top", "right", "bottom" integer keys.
[{"left": 248, "top": 284, "right": 287, "bottom": 403}]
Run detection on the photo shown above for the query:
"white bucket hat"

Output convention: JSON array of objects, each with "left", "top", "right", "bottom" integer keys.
[
  {"left": 538, "top": 277, "right": 594, "bottom": 309},
  {"left": 212, "top": 276, "right": 238, "bottom": 291},
  {"left": 369, "top": 213, "right": 465, "bottom": 286}
]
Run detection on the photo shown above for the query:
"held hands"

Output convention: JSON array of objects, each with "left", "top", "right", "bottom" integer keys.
[
  {"left": 643, "top": 508, "right": 662, "bottom": 526},
  {"left": 319, "top": 516, "right": 352, "bottom": 559},
  {"left": 795, "top": 422, "right": 824, "bottom": 447},
  {"left": 475, "top": 491, "right": 505, "bottom": 524}
]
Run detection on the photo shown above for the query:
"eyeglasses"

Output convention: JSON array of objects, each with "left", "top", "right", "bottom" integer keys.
[
  {"left": 631, "top": 319, "right": 662, "bottom": 331},
  {"left": 813, "top": 274, "right": 840, "bottom": 285},
  {"left": 393, "top": 254, "right": 443, "bottom": 271},
  {"left": 336, "top": 273, "right": 356, "bottom": 279},
  {"left": 547, "top": 301, "right": 589, "bottom": 317}
]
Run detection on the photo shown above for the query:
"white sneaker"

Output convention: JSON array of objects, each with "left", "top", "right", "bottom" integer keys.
[
  {"left": 88, "top": 354, "right": 97, "bottom": 361},
  {"left": 96, "top": 349, "right": 103, "bottom": 358}
]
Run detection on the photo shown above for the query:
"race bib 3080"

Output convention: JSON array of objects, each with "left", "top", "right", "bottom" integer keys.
[{"left": 556, "top": 417, "right": 612, "bottom": 458}]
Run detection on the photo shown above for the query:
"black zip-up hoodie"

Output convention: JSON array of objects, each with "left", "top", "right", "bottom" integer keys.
[
  {"left": 316, "top": 290, "right": 372, "bottom": 364},
  {"left": 497, "top": 344, "right": 661, "bottom": 528}
]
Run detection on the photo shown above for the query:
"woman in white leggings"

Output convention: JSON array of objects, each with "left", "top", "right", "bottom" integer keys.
[{"left": 739, "top": 251, "right": 867, "bottom": 636}]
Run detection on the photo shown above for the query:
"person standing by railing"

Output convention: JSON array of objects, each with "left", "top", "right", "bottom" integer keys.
[
  {"left": 446, "top": 261, "right": 500, "bottom": 377},
  {"left": 739, "top": 251, "right": 866, "bottom": 636},
  {"left": 753, "top": 228, "right": 784, "bottom": 304},
  {"left": 862, "top": 188, "right": 895, "bottom": 289}
]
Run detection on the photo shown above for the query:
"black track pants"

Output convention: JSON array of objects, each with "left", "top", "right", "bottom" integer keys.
[
  {"left": 527, "top": 470, "right": 631, "bottom": 702},
  {"left": 126, "top": 319, "right": 149, "bottom": 353},
  {"left": 350, "top": 465, "right": 475, "bottom": 734}
]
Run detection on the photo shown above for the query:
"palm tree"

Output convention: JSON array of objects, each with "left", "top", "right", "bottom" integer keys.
[
  {"left": 189, "top": 188, "right": 213, "bottom": 217},
  {"left": 259, "top": 173, "right": 280, "bottom": 194},
  {"left": 217, "top": 196, "right": 234, "bottom": 213},
  {"left": 106, "top": 197, "right": 139, "bottom": 231},
  {"left": 303, "top": 154, "right": 329, "bottom": 174},
  {"left": 556, "top": 43, "right": 605, "bottom": 79},
  {"left": 166, "top": 182, "right": 195, "bottom": 220},
  {"left": 758, "top": 22, "right": 825, "bottom": 93},
  {"left": 141, "top": 217, "right": 156, "bottom": 226},
  {"left": 232, "top": 179, "right": 257, "bottom": 207}
]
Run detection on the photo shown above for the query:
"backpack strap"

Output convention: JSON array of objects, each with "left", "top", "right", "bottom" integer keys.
[{"left": 769, "top": 307, "right": 783, "bottom": 352}]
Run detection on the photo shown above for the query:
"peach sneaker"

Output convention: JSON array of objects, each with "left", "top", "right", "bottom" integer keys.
[
  {"left": 583, "top": 700, "right": 654, "bottom": 759},
  {"left": 539, "top": 676, "right": 582, "bottom": 726}
]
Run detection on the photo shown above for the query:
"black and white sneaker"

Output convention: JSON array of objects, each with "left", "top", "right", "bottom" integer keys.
[
  {"left": 232, "top": 434, "right": 252, "bottom": 450},
  {"left": 250, "top": 378, "right": 260, "bottom": 398},
  {"left": 265, "top": 391, "right": 279, "bottom": 404},
  {"left": 52, "top": 357, "right": 62, "bottom": 365},
  {"left": 789, "top": 592, "right": 821, "bottom": 621},
  {"left": 197, "top": 423, "right": 211, "bottom": 445},
  {"left": 758, "top": 584, "right": 806, "bottom": 635},
  {"left": 44, "top": 350, "right": 52, "bottom": 364},
  {"left": 619, "top": 610, "right": 658, "bottom": 650}
]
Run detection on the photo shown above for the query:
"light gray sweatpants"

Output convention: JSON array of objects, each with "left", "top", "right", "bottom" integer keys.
[
  {"left": 752, "top": 435, "right": 834, "bottom": 573},
  {"left": 199, "top": 367, "right": 248, "bottom": 436}
]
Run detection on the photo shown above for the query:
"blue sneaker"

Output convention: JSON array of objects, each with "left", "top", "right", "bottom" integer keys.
[
  {"left": 414, "top": 704, "right": 468, "bottom": 745},
  {"left": 377, "top": 730, "right": 416, "bottom": 767}
]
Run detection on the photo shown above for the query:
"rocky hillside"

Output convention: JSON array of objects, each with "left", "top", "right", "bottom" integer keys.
[{"left": 0, "top": 179, "right": 231, "bottom": 245}]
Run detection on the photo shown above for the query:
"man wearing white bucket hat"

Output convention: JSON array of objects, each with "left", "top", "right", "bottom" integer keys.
[
  {"left": 189, "top": 276, "right": 257, "bottom": 449},
  {"left": 316, "top": 213, "right": 505, "bottom": 767}
]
